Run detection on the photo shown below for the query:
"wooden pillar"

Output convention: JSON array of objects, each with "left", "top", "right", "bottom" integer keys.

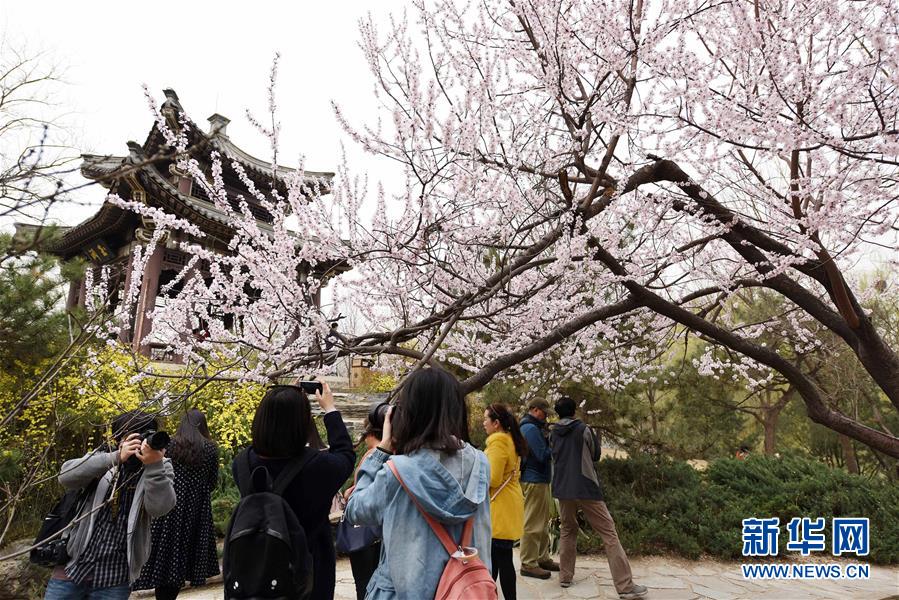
[
  {"left": 77, "top": 277, "right": 87, "bottom": 308},
  {"left": 66, "top": 278, "right": 83, "bottom": 311},
  {"left": 132, "top": 245, "right": 163, "bottom": 357}
]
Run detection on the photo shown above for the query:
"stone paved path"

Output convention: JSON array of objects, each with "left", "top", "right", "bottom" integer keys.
[{"left": 136, "top": 551, "right": 899, "bottom": 600}]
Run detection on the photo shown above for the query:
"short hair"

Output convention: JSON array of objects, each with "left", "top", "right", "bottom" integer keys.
[
  {"left": 391, "top": 368, "right": 470, "bottom": 455},
  {"left": 554, "top": 396, "right": 577, "bottom": 418},
  {"left": 252, "top": 385, "right": 318, "bottom": 457},
  {"left": 111, "top": 410, "right": 158, "bottom": 442}
]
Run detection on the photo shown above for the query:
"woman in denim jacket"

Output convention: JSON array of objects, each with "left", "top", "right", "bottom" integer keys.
[{"left": 345, "top": 368, "right": 492, "bottom": 600}]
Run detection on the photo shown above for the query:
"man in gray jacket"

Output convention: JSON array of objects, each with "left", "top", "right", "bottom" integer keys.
[
  {"left": 44, "top": 411, "right": 176, "bottom": 600},
  {"left": 549, "top": 397, "right": 646, "bottom": 600}
]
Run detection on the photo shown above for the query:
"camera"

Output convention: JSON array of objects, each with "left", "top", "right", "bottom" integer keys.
[
  {"left": 141, "top": 429, "right": 170, "bottom": 451},
  {"left": 30, "top": 538, "right": 69, "bottom": 567},
  {"left": 368, "top": 401, "right": 390, "bottom": 432}
]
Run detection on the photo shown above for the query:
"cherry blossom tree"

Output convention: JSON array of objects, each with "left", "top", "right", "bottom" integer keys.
[{"left": 104, "top": 0, "right": 899, "bottom": 457}]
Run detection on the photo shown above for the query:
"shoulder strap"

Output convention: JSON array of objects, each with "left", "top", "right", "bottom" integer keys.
[
  {"left": 387, "top": 460, "right": 472, "bottom": 557},
  {"left": 272, "top": 449, "right": 317, "bottom": 496},
  {"left": 234, "top": 448, "right": 253, "bottom": 497},
  {"left": 346, "top": 447, "right": 376, "bottom": 498},
  {"left": 490, "top": 472, "right": 515, "bottom": 502}
]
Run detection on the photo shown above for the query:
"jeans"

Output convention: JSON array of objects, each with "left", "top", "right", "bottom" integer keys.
[{"left": 44, "top": 578, "right": 130, "bottom": 600}]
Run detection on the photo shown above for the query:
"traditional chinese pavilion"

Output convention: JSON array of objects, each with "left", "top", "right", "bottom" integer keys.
[{"left": 48, "top": 89, "right": 335, "bottom": 361}]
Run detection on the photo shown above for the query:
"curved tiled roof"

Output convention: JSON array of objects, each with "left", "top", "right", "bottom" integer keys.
[{"left": 54, "top": 88, "right": 330, "bottom": 257}]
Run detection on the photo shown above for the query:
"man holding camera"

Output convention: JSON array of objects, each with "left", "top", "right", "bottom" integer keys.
[
  {"left": 44, "top": 411, "right": 176, "bottom": 600},
  {"left": 549, "top": 397, "right": 646, "bottom": 599}
]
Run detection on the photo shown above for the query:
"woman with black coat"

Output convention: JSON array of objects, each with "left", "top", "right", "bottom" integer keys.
[
  {"left": 133, "top": 409, "right": 220, "bottom": 599},
  {"left": 233, "top": 381, "right": 355, "bottom": 600}
]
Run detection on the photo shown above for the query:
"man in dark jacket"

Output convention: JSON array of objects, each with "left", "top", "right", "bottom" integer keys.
[
  {"left": 518, "top": 398, "right": 560, "bottom": 579},
  {"left": 549, "top": 397, "right": 647, "bottom": 599}
]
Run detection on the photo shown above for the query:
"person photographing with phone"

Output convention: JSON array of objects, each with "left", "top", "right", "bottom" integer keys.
[
  {"left": 43, "top": 410, "right": 176, "bottom": 600},
  {"left": 226, "top": 379, "right": 354, "bottom": 600}
]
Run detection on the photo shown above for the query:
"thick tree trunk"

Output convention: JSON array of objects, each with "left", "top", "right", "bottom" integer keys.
[
  {"left": 763, "top": 414, "right": 777, "bottom": 456},
  {"left": 839, "top": 434, "right": 860, "bottom": 475},
  {"left": 648, "top": 389, "right": 659, "bottom": 438}
]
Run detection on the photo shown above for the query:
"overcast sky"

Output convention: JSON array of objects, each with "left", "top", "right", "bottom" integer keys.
[{"left": 1, "top": 0, "right": 404, "bottom": 225}]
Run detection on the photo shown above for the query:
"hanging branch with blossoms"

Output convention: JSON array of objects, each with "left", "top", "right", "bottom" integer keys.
[{"left": 96, "top": 0, "right": 899, "bottom": 457}]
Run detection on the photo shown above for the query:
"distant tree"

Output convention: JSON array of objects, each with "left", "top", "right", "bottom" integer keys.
[
  {"left": 0, "top": 41, "right": 77, "bottom": 260},
  {"left": 0, "top": 235, "right": 68, "bottom": 371}
]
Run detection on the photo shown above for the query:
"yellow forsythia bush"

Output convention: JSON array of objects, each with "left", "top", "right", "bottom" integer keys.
[{"left": 186, "top": 379, "right": 266, "bottom": 452}]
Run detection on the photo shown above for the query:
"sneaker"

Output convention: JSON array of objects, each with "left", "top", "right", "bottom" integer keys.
[
  {"left": 560, "top": 580, "right": 572, "bottom": 588},
  {"left": 619, "top": 584, "right": 648, "bottom": 599},
  {"left": 538, "top": 559, "right": 561, "bottom": 572},
  {"left": 520, "top": 565, "right": 551, "bottom": 580}
]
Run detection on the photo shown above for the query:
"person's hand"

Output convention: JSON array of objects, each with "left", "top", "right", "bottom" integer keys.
[
  {"left": 138, "top": 439, "right": 165, "bottom": 465},
  {"left": 315, "top": 381, "right": 336, "bottom": 413},
  {"left": 118, "top": 433, "right": 142, "bottom": 464},
  {"left": 379, "top": 406, "right": 395, "bottom": 453}
]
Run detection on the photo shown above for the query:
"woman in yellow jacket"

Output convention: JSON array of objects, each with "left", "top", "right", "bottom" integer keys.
[{"left": 483, "top": 403, "right": 528, "bottom": 600}]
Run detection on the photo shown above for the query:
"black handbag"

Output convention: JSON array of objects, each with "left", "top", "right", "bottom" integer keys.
[{"left": 335, "top": 518, "right": 381, "bottom": 554}]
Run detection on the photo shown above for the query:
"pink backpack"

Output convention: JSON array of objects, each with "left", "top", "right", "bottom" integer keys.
[{"left": 387, "top": 461, "right": 497, "bottom": 600}]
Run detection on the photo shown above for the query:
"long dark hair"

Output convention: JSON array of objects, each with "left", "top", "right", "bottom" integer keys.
[
  {"left": 391, "top": 368, "right": 470, "bottom": 455},
  {"left": 168, "top": 409, "right": 214, "bottom": 465},
  {"left": 487, "top": 403, "right": 529, "bottom": 458},
  {"left": 252, "top": 385, "right": 323, "bottom": 457}
]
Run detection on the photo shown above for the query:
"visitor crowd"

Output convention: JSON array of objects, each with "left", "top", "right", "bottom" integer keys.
[{"left": 40, "top": 369, "right": 647, "bottom": 600}]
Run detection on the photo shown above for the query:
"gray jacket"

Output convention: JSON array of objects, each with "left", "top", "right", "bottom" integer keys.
[
  {"left": 59, "top": 450, "right": 176, "bottom": 583},
  {"left": 549, "top": 418, "right": 604, "bottom": 501}
]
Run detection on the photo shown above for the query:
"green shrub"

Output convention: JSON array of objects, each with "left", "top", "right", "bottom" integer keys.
[
  {"left": 702, "top": 454, "right": 899, "bottom": 563},
  {"left": 589, "top": 454, "right": 899, "bottom": 564},
  {"left": 595, "top": 456, "right": 706, "bottom": 559},
  {"left": 211, "top": 482, "right": 240, "bottom": 538}
]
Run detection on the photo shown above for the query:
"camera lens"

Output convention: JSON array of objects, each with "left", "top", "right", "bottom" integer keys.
[
  {"left": 143, "top": 430, "right": 170, "bottom": 451},
  {"left": 368, "top": 401, "right": 390, "bottom": 431}
]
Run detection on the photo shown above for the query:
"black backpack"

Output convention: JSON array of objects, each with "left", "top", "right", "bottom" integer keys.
[
  {"left": 30, "top": 480, "right": 96, "bottom": 567},
  {"left": 224, "top": 449, "right": 316, "bottom": 600}
]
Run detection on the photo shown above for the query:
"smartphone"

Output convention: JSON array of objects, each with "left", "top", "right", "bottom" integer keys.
[{"left": 298, "top": 380, "right": 323, "bottom": 395}]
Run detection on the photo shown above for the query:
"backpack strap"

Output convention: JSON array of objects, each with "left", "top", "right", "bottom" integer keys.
[
  {"left": 235, "top": 448, "right": 316, "bottom": 497},
  {"left": 272, "top": 449, "right": 317, "bottom": 496},
  {"left": 386, "top": 460, "right": 471, "bottom": 557},
  {"left": 235, "top": 448, "right": 254, "bottom": 497}
]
